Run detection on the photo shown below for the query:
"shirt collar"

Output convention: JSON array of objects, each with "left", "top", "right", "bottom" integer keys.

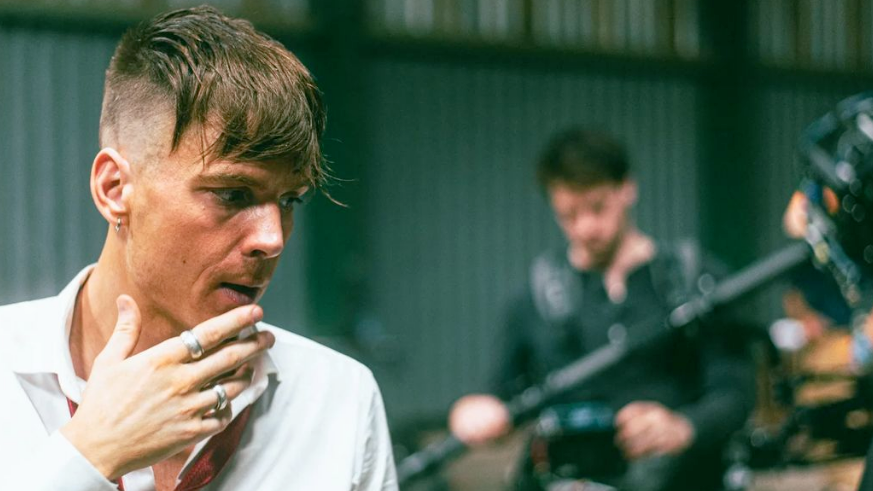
[{"left": 5, "top": 265, "right": 93, "bottom": 394}]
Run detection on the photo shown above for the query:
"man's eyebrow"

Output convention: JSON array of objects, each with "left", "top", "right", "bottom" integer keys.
[
  {"left": 197, "top": 173, "right": 262, "bottom": 187},
  {"left": 198, "top": 173, "right": 311, "bottom": 196}
]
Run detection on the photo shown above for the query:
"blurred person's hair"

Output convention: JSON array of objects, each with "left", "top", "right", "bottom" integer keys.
[
  {"left": 537, "top": 127, "right": 629, "bottom": 190},
  {"left": 99, "top": 5, "right": 327, "bottom": 189}
]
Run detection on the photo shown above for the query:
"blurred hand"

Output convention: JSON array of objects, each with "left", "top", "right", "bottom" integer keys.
[
  {"left": 61, "top": 295, "right": 275, "bottom": 479},
  {"left": 614, "top": 401, "right": 695, "bottom": 461},
  {"left": 782, "top": 288, "right": 830, "bottom": 340},
  {"left": 449, "top": 394, "right": 511, "bottom": 445},
  {"left": 783, "top": 191, "right": 809, "bottom": 239}
]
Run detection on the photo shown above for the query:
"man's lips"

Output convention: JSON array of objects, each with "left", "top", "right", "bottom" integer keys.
[{"left": 219, "top": 282, "right": 263, "bottom": 303}]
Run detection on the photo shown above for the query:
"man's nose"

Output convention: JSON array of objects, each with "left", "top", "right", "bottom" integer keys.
[
  {"left": 569, "top": 213, "right": 597, "bottom": 239},
  {"left": 242, "top": 205, "right": 287, "bottom": 259}
]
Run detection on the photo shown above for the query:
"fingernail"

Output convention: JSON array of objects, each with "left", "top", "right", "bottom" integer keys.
[
  {"left": 238, "top": 325, "right": 257, "bottom": 340},
  {"left": 116, "top": 296, "right": 129, "bottom": 314},
  {"left": 251, "top": 305, "right": 264, "bottom": 324}
]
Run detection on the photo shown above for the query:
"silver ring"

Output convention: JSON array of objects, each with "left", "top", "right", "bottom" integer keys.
[
  {"left": 212, "top": 383, "right": 228, "bottom": 412},
  {"left": 179, "top": 330, "right": 204, "bottom": 360}
]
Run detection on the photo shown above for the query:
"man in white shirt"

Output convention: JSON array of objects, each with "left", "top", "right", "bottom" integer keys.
[{"left": 0, "top": 6, "right": 397, "bottom": 491}]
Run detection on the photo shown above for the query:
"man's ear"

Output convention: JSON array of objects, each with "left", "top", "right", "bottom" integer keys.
[
  {"left": 90, "top": 147, "right": 133, "bottom": 227},
  {"left": 620, "top": 179, "right": 638, "bottom": 207}
]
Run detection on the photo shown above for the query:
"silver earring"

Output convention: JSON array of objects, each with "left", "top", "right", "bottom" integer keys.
[{"left": 115, "top": 217, "right": 122, "bottom": 233}]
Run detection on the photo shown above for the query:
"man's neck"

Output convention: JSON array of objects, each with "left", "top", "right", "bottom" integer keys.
[
  {"left": 69, "top": 261, "right": 173, "bottom": 380},
  {"left": 570, "top": 227, "right": 655, "bottom": 303}
]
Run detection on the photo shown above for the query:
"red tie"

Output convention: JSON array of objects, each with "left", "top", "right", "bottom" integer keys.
[
  {"left": 174, "top": 405, "right": 253, "bottom": 491},
  {"left": 67, "top": 398, "right": 253, "bottom": 491}
]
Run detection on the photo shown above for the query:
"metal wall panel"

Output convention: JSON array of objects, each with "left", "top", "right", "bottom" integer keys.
[
  {"left": 0, "top": 28, "right": 112, "bottom": 303},
  {"left": 0, "top": 26, "right": 311, "bottom": 332},
  {"left": 364, "top": 60, "right": 701, "bottom": 420}
]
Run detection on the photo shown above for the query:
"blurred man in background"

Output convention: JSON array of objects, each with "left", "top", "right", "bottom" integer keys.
[
  {"left": 0, "top": 6, "right": 396, "bottom": 490},
  {"left": 449, "top": 128, "right": 755, "bottom": 491}
]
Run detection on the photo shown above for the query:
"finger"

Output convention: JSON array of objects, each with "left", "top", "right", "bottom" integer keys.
[
  {"left": 452, "top": 421, "right": 474, "bottom": 443},
  {"left": 449, "top": 395, "right": 509, "bottom": 444},
  {"left": 166, "top": 305, "right": 264, "bottom": 362},
  {"left": 187, "top": 331, "right": 274, "bottom": 386},
  {"left": 204, "top": 361, "right": 255, "bottom": 387},
  {"left": 620, "top": 422, "right": 660, "bottom": 458},
  {"left": 616, "top": 413, "right": 658, "bottom": 446},
  {"left": 197, "top": 404, "right": 234, "bottom": 436},
  {"left": 193, "top": 305, "right": 263, "bottom": 351},
  {"left": 449, "top": 407, "right": 474, "bottom": 441},
  {"left": 471, "top": 415, "right": 508, "bottom": 443},
  {"left": 615, "top": 403, "right": 645, "bottom": 426},
  {"left": 624, "top": 435, "right": 656, "bottom": 460},
  {"left": 456, "top": 422, "right": 490, "bottom": 445},
  {"left": 453, "top": 415, "right": 490, "bottom": 444},
  {"left": 615, "top": 401, "right": 657, "bottom": 426},
  {"left": 626, "top": 422, "right": 677, "bottom": 460},
  {"left": 190, "top": 375, "right": 253, "bottom": 416},
  {"left": 93, "top": 295, "right": 142, "bottom": 366}
]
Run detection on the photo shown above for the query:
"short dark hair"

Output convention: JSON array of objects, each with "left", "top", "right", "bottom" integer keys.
[
  {"left": 100, "top": 5, "right": 327, "bottom": 189},
  {"left": 536, "top": 127, "right": 629, "bottom": 190}
]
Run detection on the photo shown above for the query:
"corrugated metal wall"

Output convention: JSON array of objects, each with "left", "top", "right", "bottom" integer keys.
[
  {"left": 363, "top": 60, "right": 701, "bottom": 419},
  {"left": 0, "top": 26, "right": 311, "bottom": 332},
  {"left": 0, "top": 27, "right": 113, "bottom": 303}
]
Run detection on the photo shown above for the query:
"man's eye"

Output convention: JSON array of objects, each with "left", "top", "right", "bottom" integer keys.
[
  {"left": 590, "top": 203, "right": 606, "bottom": 214},
  {"left": 212, "top": 189, "right": 252, "bottom": 206},
  {"left": 279, "top": 194, "right": 304, "bottom": 212}
]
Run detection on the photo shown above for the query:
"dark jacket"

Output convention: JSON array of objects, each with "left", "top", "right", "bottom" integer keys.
[{"left": 492, "top": 243, "right": 756, "bottom": 490}]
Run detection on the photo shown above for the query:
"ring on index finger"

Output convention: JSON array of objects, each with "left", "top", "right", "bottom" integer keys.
[
  {"left": 179, "top": 330, "right": 205, "bottom": 360},
  {"left": 212, "top": 383, "right": 228, "bottom": 412}
]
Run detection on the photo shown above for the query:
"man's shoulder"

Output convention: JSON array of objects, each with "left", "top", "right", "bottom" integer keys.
[
  {"left": 527, "top": 246, "right": 578, "bottom": 323},
  {"left": 257, "top": 323, "right": 376, "bottom": 384},
  {"left": 0, "top": 296, "right": 63, "bottom": 329},
  {"left": 531, "top": 246, "right": 570, "bottom": 269},
  {"left": 0, "top": 296, "right": 64, "bottom": 368}
]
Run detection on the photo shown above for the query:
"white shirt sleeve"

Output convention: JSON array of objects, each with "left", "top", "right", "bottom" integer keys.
[
  {"left": 1, "top": 431, "right": 118, "bottom": 491},
  {"left": 354, "top": 371, "right": 398, "bottom": 491}
]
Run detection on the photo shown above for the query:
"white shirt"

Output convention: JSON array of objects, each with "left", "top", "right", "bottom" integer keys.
[{"left": 0, "top": 266, "right": 398, "bottom": 491}]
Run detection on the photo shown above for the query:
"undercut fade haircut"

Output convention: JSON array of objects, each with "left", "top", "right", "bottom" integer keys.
[
  {"left": 100, "top": 5, "right": 327, "bottom": 189},
  {"left": 537, "top": 127, "right": 629, "bottom": 190}
]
